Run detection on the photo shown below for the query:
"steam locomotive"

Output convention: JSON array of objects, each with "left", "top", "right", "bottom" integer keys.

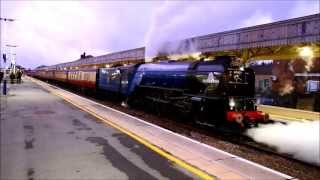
[{"left": 31, "top": 56, "right": 269, "bottom": 129}]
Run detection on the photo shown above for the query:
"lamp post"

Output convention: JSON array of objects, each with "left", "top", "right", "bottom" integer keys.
[
  {"left": 0, "top": 18, "right": 15, "bottom": 71},
  {"left": 1, "top": 17, "right": 16, "bottom": 95}
]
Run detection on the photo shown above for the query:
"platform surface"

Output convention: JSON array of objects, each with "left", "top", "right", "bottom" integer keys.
[
  {"left": 0, "top": 79, "right": 199, "bottom": 179},
  {"left": 257, "top": 104, "right": 320, "bottom": 121}
]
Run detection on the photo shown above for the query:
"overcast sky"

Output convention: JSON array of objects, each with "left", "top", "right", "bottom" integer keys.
[{"left": 1, "top": 0, "right": 319, "bottom": 69}]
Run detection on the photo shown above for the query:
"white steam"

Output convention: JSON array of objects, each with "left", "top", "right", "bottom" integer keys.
[
  {"left": 144, "top": 1, "right": 201, "bottom": 60},
  {"left": 301, "top": 56, "right": 314, "bottom": 72},
  {"left": 144, "top": 1, "right": 251, "bottom": 59},
  {"left": 246, "top": 121, "right": 320, "bottom": 166},
  {"left": 241, "top": 10, "right": 273, "bottom": 27},
  {"left": 279, "top": 83, "right": 294, "bottom": 96}
]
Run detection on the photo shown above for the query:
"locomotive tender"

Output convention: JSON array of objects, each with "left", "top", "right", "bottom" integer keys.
[{"left": 31, "top": 56, "right": 269, "bottom": 129}]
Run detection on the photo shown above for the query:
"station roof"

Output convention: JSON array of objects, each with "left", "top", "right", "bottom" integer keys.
[{"left": 40, "top": 47, "right": 145, "bottom": 70}]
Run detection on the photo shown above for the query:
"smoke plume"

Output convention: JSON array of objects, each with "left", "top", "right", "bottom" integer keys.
[
  {"left": 300, "top": 56, "right": 314, "bottom": 72},
  {"left": 143, "top": 1, "right": 202, "bottom": 60},
  {"left": 144, "top": 1, "right": 260, "bottom": 60},
  {"left": 278, "top": 81, "right": 294, "bottom": 96},
  {"left": 246, "top": 121, "right": 320, "bottom": 166},
  {"left": 272, "top": 56, "right": 319, "bottom": 96}
]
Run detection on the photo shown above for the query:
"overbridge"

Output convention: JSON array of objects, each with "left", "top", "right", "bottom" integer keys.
[{"left": 158, "top": 14, "right": 320, "bottom": 61}]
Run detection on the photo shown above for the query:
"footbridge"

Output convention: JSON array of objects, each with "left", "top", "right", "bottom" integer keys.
[{"left": 158, "top": 13, "right": 320, "bottom": 61}]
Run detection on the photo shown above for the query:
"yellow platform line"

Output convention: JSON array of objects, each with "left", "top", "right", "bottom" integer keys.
[
  {"left": 269, "top": 114, "right": 318, "bottom": 122},
  {"left": 31, "top": 78, "right": 215, "bottom": 180}
]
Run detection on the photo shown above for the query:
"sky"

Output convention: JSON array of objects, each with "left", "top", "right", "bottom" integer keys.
[{"left": 0, "top": 0, "right": 319, "bottom": 69}]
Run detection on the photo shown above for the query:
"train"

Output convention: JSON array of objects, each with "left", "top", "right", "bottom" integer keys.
[{"left": 29, "top": 56, "right": 269, "bottom": 129}]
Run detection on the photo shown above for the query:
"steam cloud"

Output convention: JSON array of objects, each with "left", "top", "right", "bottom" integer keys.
[
  {"left": 301, "top": 56, "right": 314, "bottom": 71},
  {"left": 274, "top": 56, "right": 318, "bottom": 96},
  {"left": 143, "top": 1, "right": 279, "bottom": 60},
  {"left": 144, "top": 1, "right": 201, "bottom": 60},
  {"left": 279, "top": 82, "right": 294, "bottom": 96},
  {"left": 246, "top": 121, "right": 320, "bottom": 166}
]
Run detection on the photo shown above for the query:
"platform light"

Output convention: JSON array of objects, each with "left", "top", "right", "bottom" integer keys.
[
  {"left": 144, "top": 57, "right": 153, "bottom": 63},
  {"left": 298, "top": 46, "right": 315, "bottom": 71},
  {"left": 105, "top": 64, "right": 110, "bottom": 68},
  {"left": 298, "top": 46, "right": 314, "bottom": 58}
]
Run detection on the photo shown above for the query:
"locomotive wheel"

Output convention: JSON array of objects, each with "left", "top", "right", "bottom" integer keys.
[{"left": 192, "top": 109, "right": 204, "bottom": 125}]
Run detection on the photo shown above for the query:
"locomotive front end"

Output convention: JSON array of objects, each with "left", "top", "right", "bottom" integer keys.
[
  {"left": 226, "top": 97, "right": 269, "bottom": 128},
  {"left": 224, "top": 66, "right": 269, "bottom": 128}
]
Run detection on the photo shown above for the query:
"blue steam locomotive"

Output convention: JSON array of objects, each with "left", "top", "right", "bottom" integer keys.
[{"left": 32, "top": 56, "right": 269, "bottom": 128}]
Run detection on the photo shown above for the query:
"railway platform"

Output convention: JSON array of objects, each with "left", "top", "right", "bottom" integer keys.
[
  {"left": 1, "top": 77, "right": 294, "bottom": 180},
  {"left": 0, "top": 78, "right": 197, "bottom": 179},
  {"left": 257, "top": 104, "right": 320, "bottom": 122}
]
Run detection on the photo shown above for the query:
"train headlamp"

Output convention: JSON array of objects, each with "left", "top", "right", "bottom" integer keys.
[
  {"left": 229, "top": 98, "right": 235, "bottom": 109},
  {"left": 256, "top": 98, "right": 260, "bottom": 105}
]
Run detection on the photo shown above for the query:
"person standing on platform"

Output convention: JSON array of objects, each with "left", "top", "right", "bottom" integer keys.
[
  {"left": 0, "top": 71, "right": 3, "bottom": 83},
  {"left": 17, "top": 70, "right": 22, "bottom": 83}
]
